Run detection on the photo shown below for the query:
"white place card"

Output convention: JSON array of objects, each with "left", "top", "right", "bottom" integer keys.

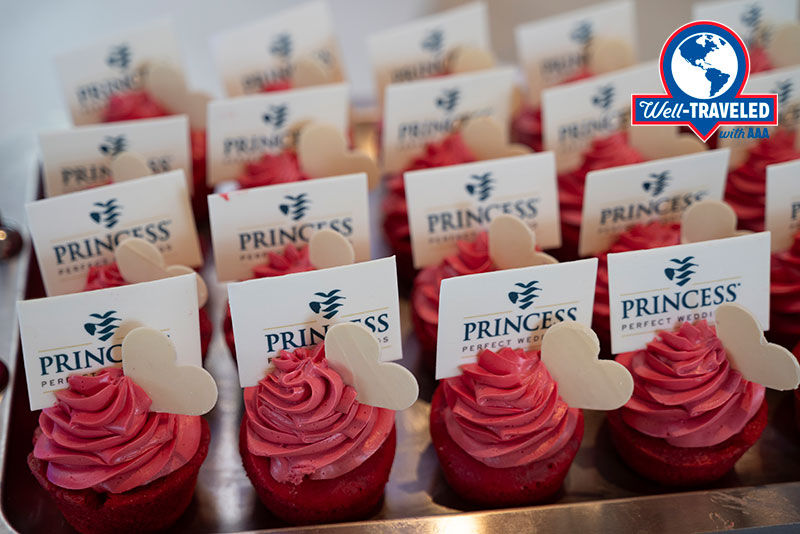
[
  {"left": 207, "top": 83, "right": 349, "bottom": 185},
  {"left": 228, "top": 257, "right": 402, "bottom": 387},
  {"left": 541, "top": 61, "right": 660, "bottom": 172},
  {"left": 579, "top": 149, "right": 730, "bottom": 257},
  {"left": 18, "top": 274, "right": 199, "bottom": 410},
  {"left": 208, "top": 173, "right": 371, "bottom": 282},
  {"left": 211, "top": 0, "right": 344, "bottom": 97},
  {"left": 515, "top": 1, "right": 636, "bottom": 106},
  {"left": 435, "top": 258, "right": 598, "bottom": 379},
  {"left": 693, "top": 0, "right": 798, "bottom": 45},
  {"left": 367, "top": 2, "right": 489, "bottom": 101},
  {"left": 39, "top": 116, "right": 192, "bottom": 197},
  {"left": 766, "top": 159, "right": 800, "bottom": 252},
  {"left": 405, "top": 153, "right": 561, "bottom": 268},
  {"left": 26, "top": 171, "right": 202, "bottom": 297},
  {"left": 607, "top": 232, "right": 771, "bottom": 354},
  {"left": 382, "top": 67, "right": 515, "bottom": 173},
  {"left": 55, "top": 19, "right": 182, "bottom": 126}
]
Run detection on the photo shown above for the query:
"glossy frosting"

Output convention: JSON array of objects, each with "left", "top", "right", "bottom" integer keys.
[
  {"left": 243, "top": 344, "right": 395, "bottom": 484},
  {"left": 770, "top": 231, "right": 800, "bottom": 339},
  {"left": 33, "top": 368, "right": 201, "bottom": 493},
  {"left": 103, "top": 90, "right": 169, "bottom": 122},
  {"left": 84, "top": 263, "right": 127, "bottom": 291},
  {"left": 236, "top": 151, "right": 309, "bottom": 190},
  {"left": 616, "top": 321, "right": 765, "bottom": 448},
  {"left": 440, "top": 347, "right": 580, "bottom": 468}
]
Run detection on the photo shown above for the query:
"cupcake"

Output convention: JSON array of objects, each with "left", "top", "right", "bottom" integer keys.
[
  {"left": 234, "top": 150, "right": 309, "bottom": 190},
  {"left": 794, "top": 342, "right": 800, "bottom": 431},
  {"left": 83, "top": 262, "right": 213, "bottom": 360},
  {"left": 240, "top": 343, "right": 396, "bottom": 524},
  {"left": 382, "top": 132, "right": 477, "bottom": 284},
  {"left": 725, "top": 129, "right": 800, "bottom": 231},
  {"left": 430, "top": 347, "right": 584, "bottom": 506},
  {"left": 608, "top": 321, "right": 767, "bottom": 485},
  {"left": 769, "top": 230, "right": 800, "bottom": 348},
  {"left": 27, "top": 368, "right": 210, "bottom": 534}
]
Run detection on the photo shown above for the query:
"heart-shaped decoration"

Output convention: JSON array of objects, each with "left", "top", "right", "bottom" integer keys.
[
  {"left": 541, "top": 321, "right": 634, "bottom": 410},
  {"left": 767, "top": 23, "right": 800, "bottom": 68},
  {"left": 628, "top": 125, "right": 707, "bottom": 161},
  {"left": 296, "top": 123, "right": 380, "bottom": 189},
  {"left": 115, "top": 237, "right": 208, "bottom": 307},
  {"left": 488, "top": 214, "right": 558, "bottom": 270},
  {"left": 324, "top": 323, "right": 418, "bottom": 410},
  {"left": 145, "top": 62, "right": 211, "bottom": 130},
  {"left": 460, "top": 117, "right": 532, "bottom": 160},
  {"left": 681, "top": 199, "right": 749, "bottom": 244},
  {"left": 110, "top": 151, "right": 150, "bottom": 182},
  {"left": 715, "top": 303, "right": 800, "bottom": 390},
  {"left": 291, "top": 57, "right": 330, "bottom": 88},
  {"left": 122, "top": 327, "right": 218, "bottom": 415},
  {"left": 587, "top": 37, "right": 636, "bottom": 74},
  {"left": 308, "top": 229, "right": 355, "bottom": 269},
  {"left": 447, "top": 46, "right": 495, "bottom": 74}
]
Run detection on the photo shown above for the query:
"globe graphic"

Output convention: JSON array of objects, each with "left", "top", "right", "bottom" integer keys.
[{"left": 670, "top": 32, "right": 739, "bottom": 99}]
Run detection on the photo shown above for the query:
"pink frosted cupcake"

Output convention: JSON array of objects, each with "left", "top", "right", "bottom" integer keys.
[{"left": 769, "top": 230, "right": 800, "bottom": 348}]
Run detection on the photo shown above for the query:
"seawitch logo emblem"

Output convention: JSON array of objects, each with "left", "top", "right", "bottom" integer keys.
[
  {"left": 642, "top": 171, "right": 671, "bottom": 196},
  {"left": 465, "top": 173, "right": 494, "bottom": 201},
  {"left": 106, "top": 44, "right": 131, "bottom": 70},
  {"left": 421, "top": 29, "right": 444, "bottom": 53},
  {"left": 309, "top": 290, "right": 346, "bottom": 319},
  {"left": 664, "top": 256, "right": 697, "bottom": 286},
  {"left": 279, "top": 193, "right": 310, "bottom": 221},
  {"left": 508, "top": 281, "right": 541, "bottom": 310},
  {"left": 83, "top": 311, "right": 121, "bottom": 341},
  {"left": 773, "top": 79, "right": 792, "bottom": 104},
  {"left": 263, "top": 105, "right": 288, "bottom": 128},
  {"left": 435, "top": 89, "right": 460, "bottom": 112},
  {"left": 591, "top": 84, "right": 614, "bottom": 110},
  {"left": 98, "top": 135, "right": 127, "bottom": 157},
  {"left": 270, "top": 33, "right": 292, "bottom": 58},
  {"left": 570, "top": 21, "right": 592, "bottom": 45},
  {"left": 89, "top": 199, "right": 122, "bottom": 229}
]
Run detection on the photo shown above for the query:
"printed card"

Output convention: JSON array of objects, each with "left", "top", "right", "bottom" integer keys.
[
  {"left": 541, "top": 61, "right": 660, "bottom": 172},
  {"left": 367, "top": 2, "right": 489, "bottom": 101},
  {"left": 607, "top": 232, "right": 771, "bottom": 353},
  {"left": 18, "top": 274, "right": 199, "bottom": 410},
  {"left": 765, "top": 159, "right": 800, "bottom": 252},
  {"left": 435, "top": 258, "right": 598, "bottom": 379},
  {"left": 208, "top": 173, "right": 371, "bottom": 282},
  {"left": 382, "top": 67, "right": 515, "bottom": 173},
  {"left": 207, "top": 83, "right": 349, "bottom": 185},
  {"left": 404, "top": 153, "right": 561, "bottom": 268},
  {"left": 228, "top": 257, "right": 402, "bottom": 387},
  {"left": 26, "top": 171, "right": 202, "bottom": 296},
  {"left": 515, "top": 1, "right": 636, "bottom": 106},
  {"left": 54, "top": 19, "right": 182, "bottom": 125},
  {"left": 39, "top": 116, "right": 192, "bottom": 197},
  {"left": 211, "top": 0, "right": 344, "bottom": 96},
  {"left": 579, "top": 149, "right": 730, "bottom": 256},
  {"left": 693, "top": 0, "right": 798, "bottom": 46}
]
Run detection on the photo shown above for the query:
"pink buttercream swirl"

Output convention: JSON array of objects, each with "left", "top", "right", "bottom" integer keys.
[
  {"left": 770, "top": 230, "right": 800, "bottom": 340},
  {"left": 236, "top": 151, "right": 310, "bottom": 190},
  {"left": 33, "top": 368, "right": 201, "bottom": 493},
  {"left": 84, "top": 263, "right": 127, "bottom": 291},
  {"left": 616, "top": 321, "right": 765, "bottom": 448},
  {"left": 441, "top": 347, "right": 580, "bottom": 468},
  {"left": 243, "top": 344, "right": 395, "bottom": 485}
]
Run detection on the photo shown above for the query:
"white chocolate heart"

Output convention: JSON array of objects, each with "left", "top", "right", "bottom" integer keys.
[
  {"left": 628, "top": 125, "right": 708, "bottom": 160},
  {"left": 296, "top": 123, "right": 380, "bottom": 189},
  {"left": 324, "top": 323, "right": 418, "bottom": 410},
  {"left": 110, "top": 152, "right": 151, "bottom": 182},
  {"left": 291, "top": 57, "right": 330, "bottom": 88},
  {"left": 681, "top": 199, "right": 748, "bottom": 244},
  {"left": 122, "top": 327, "right": 218, "bottom": 415},
  {"left": 447, "top": 46, "right": 495, "bottom": 73},
  {"left": 715, "top": 303, "right": 800, "bottom": 391},
  {"left": 541, "top": 321, "right": 634, "bottom": 410},
  {"left": 460, "top": 117, "right": 532, "bottom": 160},
  {"left": 145, "top": 62, "right": 211, "bottom": 129},
  {"left": 488, "top": 214, "right": 558, "bottom": 270},
  {"left": 308, "top": 229, "right": 355, "bottom": 269},
  {"left": 587, "top": 37, "right": 636, "bottom": 75},
  {"left": 767, "top": 23, "right": 800, "bottom": 68},
  {"left": 115, "top": 237, "right": 208, "bottom": 307}
]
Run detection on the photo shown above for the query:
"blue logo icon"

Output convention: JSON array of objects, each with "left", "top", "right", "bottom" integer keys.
[
  {"left": 435, "top": 89, "right": 459, "bottom": 112},
  {"left": 270, "top": 33, "right": 292, "bottom": 58},
  {"left": 421, "top": 29, "right": 444, "bottom": 53},
  {"left": 773, "top": 79, "right": 792, "bottom": 104},
  {"left": 309, "top": 290, "right": 345, "bottom": 319},
  {"left": 106, "top": 44, "right": 131, "bottom": 70},
  {"left": 98, "top": 135, "right": 127, "bottom": 157},
  {"left": 508, "top": 281, "right": 541, "bottom": 310},
  {"left": 89, "top": 199, "right": 122, "bottom": 229},
  {"left": 642, "top": 171, "right": 670, "bottom": 196},
  {"left": 263, "top": 105, "right": 288, "bottom": 128},
  {"left": 664, "top": 256, "right": 697, "bottom": 286},
  {"left": 591, "top": 84, "right": 614, "bottom": 110},
  {"left": 465, "top": 172, "right": 494, "bottom": 201},
  {"left": 632, "top": 21, "right": 777, "bottom": 141},
  {"left": 83, "top": 311, "right": 121, "bottom": 341},
  {"left": 570, "top": 21, "right": 592, "bottom": 45},
  {"left": 279, "top": 193, "right": 310, "bottom": 221}
]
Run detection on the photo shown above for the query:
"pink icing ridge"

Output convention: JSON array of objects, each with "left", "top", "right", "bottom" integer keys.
[
  {"left": 441, "top": 347, "right": 580, "bottom": 468},
  {"left": 84, "top": 263, "right": 127, "bottom": 291},
  {"left": 770, "top": 230, "right": 800, "bottom": 339},
  {"left": 33, "top": 368, "right": 201, "bottom": 493},
  {"left": 251, "top": 243, "right": 314, "bottom": 278},
  {"left": 236, "top": 151, "right": 310, "bottom": 190},
  {"left": 616, "top": 321, "right": 765, "bottom": 448},
  {"left": 243, "top": 344, "right": 395, "bottom": 485},
  {"left": 103, "top": 90, "right": 169, "bottom": 122}
]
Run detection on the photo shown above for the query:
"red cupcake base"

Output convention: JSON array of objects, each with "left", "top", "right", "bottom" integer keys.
[
  {"left": 239, "top": 419, "right": 396, "bottom": 525},
  {"left": 607, "top": 400, "right": 768, "bottom": 486},
  {"left": 429, "top": 385, "right": 584, "bottom": 507},
  {"left": 28, "top": 418, "right": 210, "bottom": 534}
]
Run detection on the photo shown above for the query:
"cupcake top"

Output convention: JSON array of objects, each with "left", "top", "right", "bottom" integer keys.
[
  {"left": 236, "top": 151, "right": 310, "bottom": 190},
  {"left": 251, "top": 243, "right": 314, "bottom": 278},
  {"left": 441, "top": 347, "right": 580, "bottom": 468},
  {"left": 616, "top": 321, "right": 765, "bottom": 448},
  {"left": 33, "top": 368, "right": 202, "bottom": 493},
  {"left": 243, "top": 343, "right": 395, "bottom": 484},
  {"left": 103, "top": 90, "right": 169, "bottom": 123},
  {"left": 84, "top": 262, "right": 127, "bottom": 291},
  {"left": 771, "top": 231, "right": 800, "bottom": 316}
]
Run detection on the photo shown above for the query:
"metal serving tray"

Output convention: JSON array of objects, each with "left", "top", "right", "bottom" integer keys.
[{"left": 1, "top": 160, "right": 799, "bottom": 534}]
